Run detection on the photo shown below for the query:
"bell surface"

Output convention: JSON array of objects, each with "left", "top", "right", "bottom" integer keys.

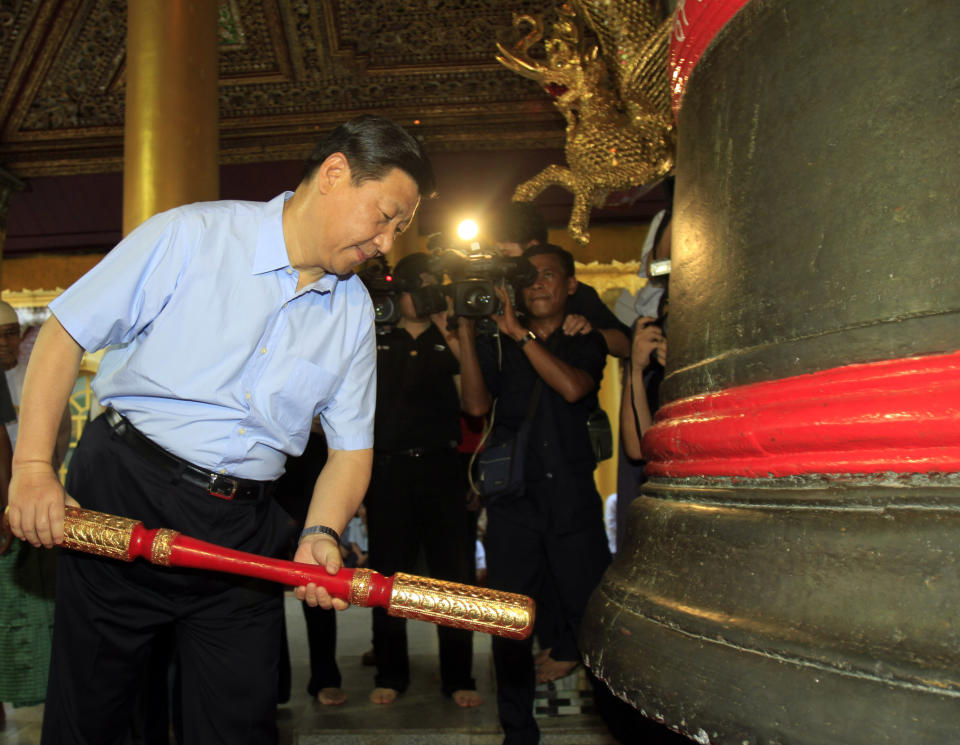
[{"left": 581, "top": 1, "right": 960, "bottom": 743}]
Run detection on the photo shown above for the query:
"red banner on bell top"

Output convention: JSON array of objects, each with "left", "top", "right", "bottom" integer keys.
[
  {"left": 643, "top": 350, "right": 960, "bottom": 479},
  {"left": 668, "top": 0, "right": 752, "bottom": 116}
]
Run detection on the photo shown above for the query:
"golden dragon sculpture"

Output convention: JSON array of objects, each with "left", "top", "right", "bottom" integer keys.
[{"left": 496, "top": 0, "right": 675, "bottom": 245}]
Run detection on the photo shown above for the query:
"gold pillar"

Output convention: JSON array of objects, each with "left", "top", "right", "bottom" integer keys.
[
  {"left": 0, "top": 166, "right": 26, "bottom": 290},
  {"left": 123, "top": 0, "right": 219, "bottom": 235}
]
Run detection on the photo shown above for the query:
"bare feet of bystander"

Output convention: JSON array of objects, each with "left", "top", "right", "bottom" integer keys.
[
  {"left": 535, "top": 656, "right": 580, "bottom": 683},
  {"left": 369, "top": 687, "right": 399, "bottom": 705},
  {"left": 452, "top": 689, "right": 483, "bottom": 708},
  {"left": 317, "top": 687, "right": 347, "bottom": 706}
]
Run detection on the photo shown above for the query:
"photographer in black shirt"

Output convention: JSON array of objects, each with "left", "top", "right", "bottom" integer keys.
[
  {"left": 458, "top": 243, "right": 611, "bottom": 745},
  {"left": 492, "top": 202, "right": 630, "bottom": 357},
  {"left": 363, "top": 252, "right": 480, "bottom": 708}
]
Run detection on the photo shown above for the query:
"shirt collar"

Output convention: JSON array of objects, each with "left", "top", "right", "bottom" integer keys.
[
  {"left": 253, "top": 192, "right": 295, "bottom": 276},
  {"left": 251, "top": 191, "right": 342, "bottom": 296}
]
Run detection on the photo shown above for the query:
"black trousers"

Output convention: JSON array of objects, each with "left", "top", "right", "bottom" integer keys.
[
  {"left": 365, "top": 449, "right": 475, "bottom": 695},
  {"left": 303, "top": 605, "right": 340, "bottom": 693},
  {"left": 273, "top": 432, "right": 341, "bottom": 696},
  {"left": 485, "top": 476, "right": 611, "bottom": 745},
  {"left": 42, "top": 414, "right": 292, "bottom": 745}
]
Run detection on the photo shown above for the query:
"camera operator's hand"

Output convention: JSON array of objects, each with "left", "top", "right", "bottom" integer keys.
[
  {"left": 430, "top": 309, "right": 462, "bottom": 358},
  {"left": 492, "top": 284, "right": 525, "bottom": 340},
  {"left": 456, "top": 315, "right": 477, "bottom": 341},
  {"left": 562, "top": 313, "right": 594, "bottom": 337},
  {"left": 456, "top": 316, "right": 493, "bottom": 417},
  {"left": 632, "top": 317, "right": 666, "bottom": 371}
]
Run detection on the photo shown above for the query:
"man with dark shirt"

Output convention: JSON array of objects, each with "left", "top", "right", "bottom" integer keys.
[
  {"left": 492, "top": 203, "right": 624, "bottom": 681},
  {"left": 458, "top": 243, "right": 611, "bottom": 745},
  {"left": 364, "top": 252, "right": 480, "bottom": 708},
  {"left": 492, "top": 202, "right": 630, "bottom": 357}
]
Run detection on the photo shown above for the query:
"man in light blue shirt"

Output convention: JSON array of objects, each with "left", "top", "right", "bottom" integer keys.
[{"left": 5, "top": 115, "right": 435, "bottom": 745}]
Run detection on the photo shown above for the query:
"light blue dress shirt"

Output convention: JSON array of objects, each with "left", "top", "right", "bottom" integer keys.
[{"left": 50, "top": 192, "right": 376, "bottom": 480}]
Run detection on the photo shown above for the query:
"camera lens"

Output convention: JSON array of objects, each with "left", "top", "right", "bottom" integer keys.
[
  {"left": 464, "top": 287, "right": 493, "bottom": 312},
  {"left": 454, "top": 279, "right": 499, "bottom": 317},
  {"left": 373, "top": 296, "right": 397, "bottom": 323}
]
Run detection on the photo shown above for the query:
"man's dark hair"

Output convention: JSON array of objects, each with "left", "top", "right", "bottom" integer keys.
[
  {"left": 392, "top": 252, "right": 439, "bottom": 291},
  {"left": 301, "top": 115, "right": 437, "bottom": 197},
  {"left": 523, "top": 242, "right": 575, "bottom": 278},
  {"left": 492, "top": 202, "right": 548, "bottom": 245}
]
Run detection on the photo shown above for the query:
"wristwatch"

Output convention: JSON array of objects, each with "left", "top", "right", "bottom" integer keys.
[{"left": 516, "top": 330, "right": 537, "bottom": 348}]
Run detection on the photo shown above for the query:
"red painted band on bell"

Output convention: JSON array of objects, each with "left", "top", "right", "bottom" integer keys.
[
  {"left": 668, "top": 0, "right": 752, "bottom": 114},
  {"left": 644, "top": 350, "right": 960, "bottom": 478}
]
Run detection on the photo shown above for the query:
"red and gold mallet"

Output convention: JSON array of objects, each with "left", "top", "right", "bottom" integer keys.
[{"left": 61, "top": 506, "right": 534, "bottom": 640}]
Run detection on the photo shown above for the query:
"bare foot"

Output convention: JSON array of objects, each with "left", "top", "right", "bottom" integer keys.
[
  {"left": 369, "top": 687, "right": 399, "bottom": 705},
  {"left": 452, "top": 689, "right": 483, "bottom": 708},
  {"left": 317, "top": 687, "right": 347, "bottom": 706},
  {"left": 535, "top": 656, "right": 580, "bottom": 683},
  {"left": 534, "top": 647, "right": 552, "bottom": 666}
]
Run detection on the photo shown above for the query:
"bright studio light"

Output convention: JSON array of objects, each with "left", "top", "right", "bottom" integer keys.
[{"left": 456, "top": 219, "right": 479, "bottom": 242}]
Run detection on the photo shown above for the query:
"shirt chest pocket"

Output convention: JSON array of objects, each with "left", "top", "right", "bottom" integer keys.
[{"left": 272, "top": 358, "right": 340, "bottom": 434}]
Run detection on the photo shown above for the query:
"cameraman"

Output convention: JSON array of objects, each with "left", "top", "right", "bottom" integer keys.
[
  {"left": 457, "top": 243, "right": 611, "bottom": 745},
  {"left": 363, "top": 252, "right": 480, "bottom": 708},
  {"left": 492, "top": 202, "right": 630, "bottom": 357}
]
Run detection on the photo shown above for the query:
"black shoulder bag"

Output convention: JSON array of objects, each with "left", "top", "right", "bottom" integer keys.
[{"left": 475, "top": 378, "right": 544, "bottom": 503}]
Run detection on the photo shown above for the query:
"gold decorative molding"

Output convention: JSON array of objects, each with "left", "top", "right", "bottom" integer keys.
[
  {"left": 349, "top": 568, "right": 374, "bottom": 607},
  {"left": 575, "top": 259, "right": 646, "bottom": 299},
  {"left": 389, "top": 571, "right": 535, "bottom": 639},
  {"left": 61, "top": 505, "right": 138, "bottom": 561},
  {"left": 151, "top": 529, "right": 178, "bottom": 567},
  {"left": 1, "top": 288, "right": 63, "bottom": 308}
]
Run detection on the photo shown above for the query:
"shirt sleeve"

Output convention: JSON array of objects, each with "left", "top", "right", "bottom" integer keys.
[
  {"left": 568, "top": 282, "right": 630, "bottom": 337},
  {"left": 562, "top": 329, "right": 608, "bottom": 388},
  {"left": 318, "top": 303, "right": 377, "bottom": 451},
  {"left": 49, "top": 209, "right": 195, "bottom": 352}
]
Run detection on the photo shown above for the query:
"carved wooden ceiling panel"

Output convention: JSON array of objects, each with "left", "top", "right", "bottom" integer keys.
[{"left": 0, "top": 0, "right": 566, "bottom": 177}]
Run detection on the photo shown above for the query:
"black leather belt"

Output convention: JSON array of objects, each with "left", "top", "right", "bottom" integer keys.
[{"left": 103, "top": 408, "right": 271, "bottom": 502}]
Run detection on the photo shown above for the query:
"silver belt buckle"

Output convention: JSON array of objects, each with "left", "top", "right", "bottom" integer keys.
[{"left": 208, "top": 473, "right": 238, "bottom": 500}]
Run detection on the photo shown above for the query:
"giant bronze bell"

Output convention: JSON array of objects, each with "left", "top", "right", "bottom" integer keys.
[{"left": 580, "top": 1, "right": 960, "bottom": 743}]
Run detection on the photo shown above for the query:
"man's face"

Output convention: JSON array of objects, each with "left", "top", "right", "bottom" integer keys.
[
  {"left": 0, "top": 323, "right": 21, "bottom": 370},
  {"left": 312, "top": 166, "right": 421, "bottom": 277},
  {"left": 521, "top": 253, "right": 576, "bottom": 319}
]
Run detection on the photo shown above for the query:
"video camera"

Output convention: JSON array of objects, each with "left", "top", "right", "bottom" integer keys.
[
  {"left": 357, "top": 257, "right": 446, "bottom": 325},
  {"left": 427, "top": 240, "right": 537, "bottom": 318}
]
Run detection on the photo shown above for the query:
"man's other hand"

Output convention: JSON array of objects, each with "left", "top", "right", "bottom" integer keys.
[
  {"left": 8, "top": 461, "right": 73, "bottom": 548},
  {"left": 492, "top": 284, "right": 524, "bottom": 339},
  {"left": 562, "top": 314, "right": 594, "bottom": 337},
  {"left": 632, "top": 317, "right": 666, "bottom": 371}
]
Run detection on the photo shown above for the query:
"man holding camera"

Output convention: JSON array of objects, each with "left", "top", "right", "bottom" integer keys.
[
  {"left": 458, "top": 243, "right": 612, "bottom": 745},
  {"left": 363, "top": 252, "right": 480, "bottom": 708},
  {"left": 492, "top": 202, "right": 630, "bottom": 358}
]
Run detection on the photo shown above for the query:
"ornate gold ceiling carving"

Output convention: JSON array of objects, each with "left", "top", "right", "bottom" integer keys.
[{"left": 0, "top": 0, "right": 567, "bottom": 176}]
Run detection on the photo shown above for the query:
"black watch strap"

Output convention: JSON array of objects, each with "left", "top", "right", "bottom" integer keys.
[{"left": 516, "top": 330, "right": 537, "bottom": 348}]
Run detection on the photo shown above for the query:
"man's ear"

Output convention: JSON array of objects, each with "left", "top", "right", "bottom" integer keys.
[
  {"left": 566, "top": 275, "right": 578, "bottom": 296},
  {"left": 314, "top": 153, "right": 351, "bottom": 194}
]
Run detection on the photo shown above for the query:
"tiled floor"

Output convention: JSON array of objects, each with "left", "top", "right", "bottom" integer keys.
[{"left": 1, "top": 595, "right": 619, "bottom": 745}]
